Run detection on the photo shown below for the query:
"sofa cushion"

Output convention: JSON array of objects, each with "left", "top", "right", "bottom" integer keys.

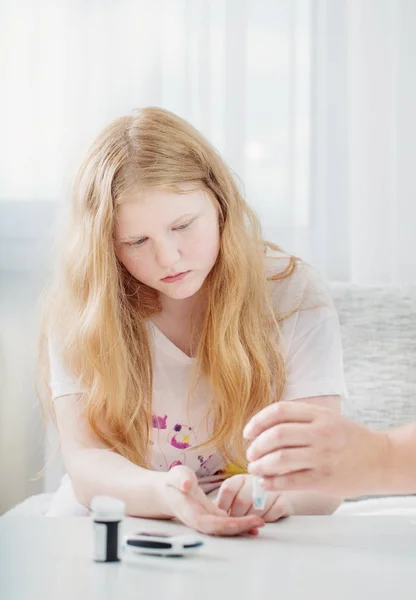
[{"left": 329, "top": 284, "right": 416, "bottom": 431}]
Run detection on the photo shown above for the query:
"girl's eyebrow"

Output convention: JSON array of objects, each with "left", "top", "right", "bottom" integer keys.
[{"left": 118, "top": 212, "right": 198, "bottom": 242}]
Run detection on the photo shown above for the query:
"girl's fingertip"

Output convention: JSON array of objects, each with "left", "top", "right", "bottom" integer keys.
[
  {"left": 182, "top": 479, "right": 192, "bottom": 493},
  {"left": 215, "top": 507, "right": 228, "bottom": 517}
]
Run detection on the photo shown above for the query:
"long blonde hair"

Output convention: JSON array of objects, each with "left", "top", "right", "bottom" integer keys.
[{"left": 39, "top": 107, "right": 297, "bottom": 470}]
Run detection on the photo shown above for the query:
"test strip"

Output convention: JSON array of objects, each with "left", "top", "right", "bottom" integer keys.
[{"left": 252, "top": 476, "right": 267, "bottom": 510}]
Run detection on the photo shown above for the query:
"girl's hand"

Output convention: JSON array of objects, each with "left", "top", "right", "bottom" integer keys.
[
  {"left": 215, "top": 474, "right": 293, "bottom": 521},
  {"left": 164, "top": 466, "right": 265, "bottom": 536}
]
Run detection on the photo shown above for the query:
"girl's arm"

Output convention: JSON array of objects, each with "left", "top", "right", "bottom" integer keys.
[
  {"left": 54, "top": 394, "right": 265, "bottom": 536},
  {"left": 54, "top": 393, "right": 173, "bottom": 518}
]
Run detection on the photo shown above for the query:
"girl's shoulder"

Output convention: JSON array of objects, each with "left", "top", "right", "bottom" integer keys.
[{"left": 264, "top": 245, "right": 335, "bottom": 318}]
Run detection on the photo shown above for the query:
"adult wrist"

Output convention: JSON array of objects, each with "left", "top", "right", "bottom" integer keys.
[
  {"left": 372, "top": 429, "right": 395, "bottom": 495},
  {"left": 379, "top": 426, "right": 416, "bottom": 495}
]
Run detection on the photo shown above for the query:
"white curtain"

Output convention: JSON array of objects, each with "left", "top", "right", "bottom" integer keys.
[
  {"left": 0, "top": 0, "right": 313, "bottom": 268},
  {"left": 1, "top": 0, "right": 416, "bottom": 509},
  {"left": 347, "top": 0, "right": 416, "bottom": 284},
  {"left": 1, "top": 0, "right": 414, "bottom": 282},
  {"left": 295, "top": 0, "right": 416, "bottom": 285}
]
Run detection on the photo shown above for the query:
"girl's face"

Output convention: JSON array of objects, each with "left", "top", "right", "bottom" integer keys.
[{"left": 114, "top": 185, "right": 221, "bottom": 302}]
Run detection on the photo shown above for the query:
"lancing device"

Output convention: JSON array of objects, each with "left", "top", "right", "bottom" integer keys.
[{"left": 252, "top": 476, "right": 267, "bottom": 510}]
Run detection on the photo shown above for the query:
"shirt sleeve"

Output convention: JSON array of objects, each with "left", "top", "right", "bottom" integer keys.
[
  {"left": 279, "top": 314, "right": 348, "bottom": 402},
  {"left": 48, "top": 338, "right": 87, "bottom": 400},
  {"left": 267, "top": 256, "right": 348, "bottom": 403}
]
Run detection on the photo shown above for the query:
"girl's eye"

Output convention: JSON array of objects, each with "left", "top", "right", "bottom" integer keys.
[
  {"left": 129, "top": 221, "right": 193, "bottom": 246},
  {"left": 131, "top": 238, "right": 147, "bottom": 247},
  {"left": 175, "top": 221, "right": 191, "bottom": 231}
]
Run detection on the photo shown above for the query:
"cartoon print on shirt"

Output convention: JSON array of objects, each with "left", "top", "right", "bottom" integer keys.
[
  {"left": 152, "top": 414, "right": 167, "bottom": 429},
  {"left": 151, "top": 414, "right": 228, "bottom": 477},
  {"left": 167, "top": 422, "right": 198, "bottom": 468},
  {"left": 152, "top": 413, "right": 169, "bottom": 470},
  {"left": 195, "top": 454, "right": 215, "bottom": 477},
  {"left": 169, "top": 423, "right": 195, "bottom": 449},
  {"left": 168, "top": 460, "right": 183, "bottom": 470}
]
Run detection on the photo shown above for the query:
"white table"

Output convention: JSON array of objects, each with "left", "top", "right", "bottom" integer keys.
[{"left": 1, "top": 515, "right": 416, "bottom": 600}]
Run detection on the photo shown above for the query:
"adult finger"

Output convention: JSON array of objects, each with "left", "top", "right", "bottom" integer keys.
[
  {"left": 260, "top": 470, "right": 316, "bottom": 492},
  {"left": 246, "top": 423, "right": 313, "bottom": 462},
  {"left": 248, "top": 447, "right": 315, "bottom": 477},
  {"left": 243, "top": 402, "right": 316, "bottom": 440}
]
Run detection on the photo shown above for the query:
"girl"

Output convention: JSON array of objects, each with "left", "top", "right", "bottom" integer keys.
[{"left": 40, "top": 107, "right": 347, "bottom": 535}]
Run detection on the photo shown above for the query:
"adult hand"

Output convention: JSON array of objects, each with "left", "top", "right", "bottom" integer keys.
[
  {"left": 244, "top": 401, "right": 391, "bottom": 498},
  {"left": 215, "top": 474, "right": 293, "bottom": 521},
  {"left": 164, "top": 465, "right": 265, "bottom": 536}
]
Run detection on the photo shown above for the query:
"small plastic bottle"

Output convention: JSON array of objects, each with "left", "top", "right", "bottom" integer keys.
[
  {"left": 252, "top": 476, "right": 267, "bottom": 510},
  {"left": 91, "top": 496, "right": 125, "bottom": 562}
]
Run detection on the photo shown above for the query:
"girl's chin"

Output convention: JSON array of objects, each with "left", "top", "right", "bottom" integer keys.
[{"left": 160, "top": 280, "right": 205, "bottom": 301}]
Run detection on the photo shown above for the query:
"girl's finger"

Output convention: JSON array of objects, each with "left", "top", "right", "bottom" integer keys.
[
  {"left": 166, "top": 465, "right": 197, "bottom": 493},
  {"left": 216, "top": 475, "right": 245, "bottom": 514},
  {"left": 176, "top": 486, "right": 265, "bottom": 535},
  {"left": 196, "top": 514, "right": 265, "bottom": 537},
  {"left": 261, "top": 496, "right": 291, "bottom": 523},
  {"left": 167, "top": 466, "right": 227, "bottom": 516},
  {"left": 229, "top": 477, "right": 252, "bottom": 517}
]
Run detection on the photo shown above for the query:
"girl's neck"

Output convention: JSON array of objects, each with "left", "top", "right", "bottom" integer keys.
[
  {"left": 158, "top": 289, "right": 207, "bottom": 322},
  {"left": 152, "top": 291, "right": 207, "bottom": 357}
]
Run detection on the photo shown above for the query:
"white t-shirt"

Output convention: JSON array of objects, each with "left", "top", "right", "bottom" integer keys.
[{"left": 49, "top": 248, "right": 347, "bottom": 492}]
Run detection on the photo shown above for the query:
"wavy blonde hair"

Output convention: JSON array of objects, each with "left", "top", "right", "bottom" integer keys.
[{"left": 39, "top": 107, "right": 297, "bottom": 471}]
